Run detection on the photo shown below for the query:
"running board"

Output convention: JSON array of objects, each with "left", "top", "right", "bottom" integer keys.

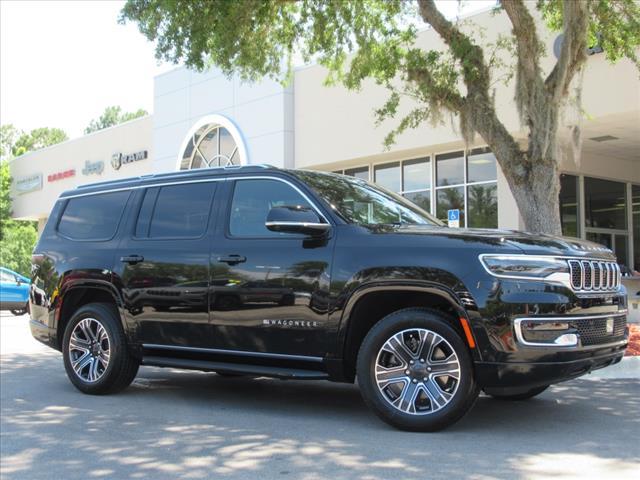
[{"left": 142, "top": 356, "right": 329, "bottom": 380}]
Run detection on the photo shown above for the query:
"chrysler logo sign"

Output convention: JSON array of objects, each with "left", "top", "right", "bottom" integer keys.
[
  {"left": 111, "top": 150, "right": 148, "bottom": 170},
  {"left": 15, "top": 173, "right": 43, "bottom": 194}
]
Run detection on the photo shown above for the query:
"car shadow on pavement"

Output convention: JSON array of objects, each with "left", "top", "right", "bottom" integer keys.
[{"left": 2, "top": 352, "right": 639, "bottom": 480}]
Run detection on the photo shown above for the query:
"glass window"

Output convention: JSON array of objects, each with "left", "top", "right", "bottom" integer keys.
[
  {"left": 584, "top": 177, "right": 627, "bottom": 230},
  {"left": 436, "top": 152, "right": 464, "bottom": 187},
  {"left": 1, "top": 270, "right": 16, "bottom": 283},
  {"left": 58, "top": 191, "right": 130, "bottom": 240},
  {"left": 374, "top": 162, "right": 401, "bottom": 193},
  {"left": 403, "top": 158, "right": 430, "bottom": 192},
  {"left": 229, "top": 179, "right": 313, "bottom": 237},
  {"left": 436, "top": 187, "right": 465, "bottom": 225},
  {"left": 467, "top": 148, "right": 497, "bottom": 183},
  {"left": 291, "top": 171, "right": 441, "bottom": 226},
  {"left": 614, "top": 235, "right": 628, "bottom": 269},
  {"left": 467, "top": 183, "right": 497, "bottom": 228},
  {"left": 345, "top": 166, "right": 369, "bottom": 181},
  {"left": 180, "top": 124, "right": 240, "bottom": 169},
  {"left": 633, "top": 184, "right": 639, "bottom": 273},
  {"left": 147, "top": 183, "right": 215, "bottom": 238},
  {"left": 559, "top": 174, "right": 579, "bottom": 237},
  {"left": 403, "top": 191, "right": 430, "bottom": 213}
]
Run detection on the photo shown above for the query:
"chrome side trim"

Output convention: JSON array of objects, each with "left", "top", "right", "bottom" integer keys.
[
  {"left": 141, "top": 343, "right": 324, "bottom": 363},
  {"left": 513, "top": 314, "right": 628, "bottom": 349}
]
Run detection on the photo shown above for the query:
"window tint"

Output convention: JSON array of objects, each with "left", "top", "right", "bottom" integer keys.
[
  {"left": 140, "top": 183, "right": 215, "bottom": 238},
  {"left": 229, "top": 179, "right": 312, "bottom": 237},
  {"left": 58, "top": 191, "right": 130, "bottom": 240}
]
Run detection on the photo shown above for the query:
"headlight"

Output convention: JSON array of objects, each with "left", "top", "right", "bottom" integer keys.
[{"left": 480, "top": 255, "right": 569, "bottom": 279}]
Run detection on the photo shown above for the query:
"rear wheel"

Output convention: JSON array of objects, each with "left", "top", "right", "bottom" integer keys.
[
  {"left": 357, "top": 308, "right": 478, "bottom": 431},
  {"left": 484, "top": 385, "right": 549, "bottom": 401},
  {"left": 62, "top": 303, "right": 139, "bottom": 395}
]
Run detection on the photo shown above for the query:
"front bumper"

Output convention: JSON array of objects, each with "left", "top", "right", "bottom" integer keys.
[{"left": 475, "top": 342, "right": 626, "bottom": 388}]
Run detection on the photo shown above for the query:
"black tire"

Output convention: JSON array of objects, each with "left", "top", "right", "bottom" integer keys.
[
  {"left": 356, "top": 307, "right": 478, "bottom": 432},
  {"left": 215, "top": 371, "right": 246, "bottom": 378},
  {"left": 62, "top": 302, "right": 139, "bottom": 395},
  {"left": 484, "top": 385, "right": 549, "bottom": 401},
  {"left": 11, "top": 307, "right": 27, "bottom": 316}
]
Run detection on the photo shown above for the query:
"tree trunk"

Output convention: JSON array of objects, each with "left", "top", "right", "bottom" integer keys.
[{"left": 507, "top": 160, "right": 563, "bottom": 236}]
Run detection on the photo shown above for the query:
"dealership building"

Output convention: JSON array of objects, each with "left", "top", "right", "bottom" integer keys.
[{"left": 8, "top": 8, "right": 640, "bottom": 274}]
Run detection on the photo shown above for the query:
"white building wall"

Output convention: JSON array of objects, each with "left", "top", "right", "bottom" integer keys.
[
  {"left": 152, "top": 67, "right": 294, "bottom": 172},
  {"left": 8, "top": 116, "right": 153, "bottom": 222}
]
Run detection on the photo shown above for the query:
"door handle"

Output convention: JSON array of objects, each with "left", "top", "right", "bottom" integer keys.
[
  {"left": 120, "top": 255, "right": 144, "bottom": 265},
  {"left": 218, "top": 254, "right": 247, "bottom": 265}
]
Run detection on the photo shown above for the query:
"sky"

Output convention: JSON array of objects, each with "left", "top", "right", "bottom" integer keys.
[{"left": 1, "top": 0, "right": 496, "bottom": 140}]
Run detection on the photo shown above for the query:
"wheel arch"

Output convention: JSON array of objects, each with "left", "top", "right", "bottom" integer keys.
[
  {"left": 336, "top": 282, "right": 479, "bottom": 382},
  {"left": 56, "top": 282, "right": 127, "bottom": 350}
]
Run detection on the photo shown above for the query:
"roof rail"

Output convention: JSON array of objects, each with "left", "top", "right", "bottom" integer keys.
[{"left": 75, "top": 164, "right": 279, "bottom": 190}]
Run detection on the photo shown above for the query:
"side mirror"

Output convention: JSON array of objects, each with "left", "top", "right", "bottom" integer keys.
[{"left": 266, "top": 206, "right": 330, "bottom": 237}]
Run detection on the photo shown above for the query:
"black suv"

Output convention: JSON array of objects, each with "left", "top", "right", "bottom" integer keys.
[{"left": 29, "top": 165, "right": 628, "bottom": 431}]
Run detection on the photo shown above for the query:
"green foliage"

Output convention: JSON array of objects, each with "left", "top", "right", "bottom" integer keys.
[
  {"left": 84, "top": 106, "right": 148, "bottom": 134},
  {"left": 0, "top": 125, "right": 20, "bottom": 161},
  {"left": 539, "top": 0, "right": 640, "bottom": 67},
  {"left": 0, "top": 162, "right": 37, "bottom": 274},
  {"left": 0, "top": 219, "right": 37, "bottom": 277},
  {"left": 10, "top": 127, "right": 68, "bottom": 157},
  {"left": 0, "top": 161, "right": 12, "bottom": 228}
]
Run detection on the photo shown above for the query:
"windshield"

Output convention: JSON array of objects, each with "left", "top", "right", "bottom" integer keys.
[{"left": 291, "top": 171, "right": 443, "bottom": 226}]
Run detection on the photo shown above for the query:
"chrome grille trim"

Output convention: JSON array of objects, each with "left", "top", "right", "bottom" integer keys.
[{"left": 568, "top": 259, "right": 620, "bottom": 293}]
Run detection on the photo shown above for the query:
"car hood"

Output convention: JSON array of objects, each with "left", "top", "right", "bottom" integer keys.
[{"left": 366, "top": 225, "right": 617, "bottom": 261}]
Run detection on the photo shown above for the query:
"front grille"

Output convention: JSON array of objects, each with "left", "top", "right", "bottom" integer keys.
[
  {"left": 573, "top": 316, "right": 626, "bottom": 346},
  {"left": 567, "top": 259, "right": 620, "bottom": 292}
]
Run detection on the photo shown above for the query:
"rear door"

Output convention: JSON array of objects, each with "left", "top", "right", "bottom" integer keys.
[{"left": 115, "top": 180, "right": 219, "bottom": 348}]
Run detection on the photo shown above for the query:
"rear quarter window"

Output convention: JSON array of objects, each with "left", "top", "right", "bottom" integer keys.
[{"left": 57, "top": 191, "right": 130, "bottom": 241}]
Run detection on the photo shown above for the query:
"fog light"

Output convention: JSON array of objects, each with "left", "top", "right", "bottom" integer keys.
[{"left": 554, "top": 333, "right": 578, "bottom": 346}]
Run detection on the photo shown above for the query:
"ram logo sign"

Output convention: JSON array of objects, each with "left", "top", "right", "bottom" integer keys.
[{"left": 111, "top": 150, "right": 148, "bottom": 170}]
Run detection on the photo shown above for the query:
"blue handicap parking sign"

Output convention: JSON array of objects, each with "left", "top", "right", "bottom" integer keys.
[{"left": 448, "top": 209, "right": 460, "bottom": 222}]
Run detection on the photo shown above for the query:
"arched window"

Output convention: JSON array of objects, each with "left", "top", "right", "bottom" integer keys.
[{"left": 178, "top": 115, "right": 248, "bottom": 170}]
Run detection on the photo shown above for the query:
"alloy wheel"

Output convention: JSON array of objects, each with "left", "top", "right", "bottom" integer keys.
[
  {"left": 68, "top": 318, "right": 111, "bottom": 383},
  {"left": 375, "top": 328, "right": 461, "bottom": 415}
]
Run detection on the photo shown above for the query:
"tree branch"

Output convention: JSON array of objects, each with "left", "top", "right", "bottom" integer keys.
[
  {"left": 502, "top": 0, "right": 544, "bottom": 90},
  {"left": 545, "top": 0, "right": 589, "bottom": 99},
  {"left": 416, "top": 0, "right": 526, "bottom": 181}
]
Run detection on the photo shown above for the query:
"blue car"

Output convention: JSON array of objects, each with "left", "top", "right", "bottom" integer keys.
[{"left": 1, "top": 267, "right": 30, "bottom": 315}]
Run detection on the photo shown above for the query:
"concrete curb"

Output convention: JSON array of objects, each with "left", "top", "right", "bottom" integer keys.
[{"left": 583, "top": 356, "right": 640, "bottom": 380}]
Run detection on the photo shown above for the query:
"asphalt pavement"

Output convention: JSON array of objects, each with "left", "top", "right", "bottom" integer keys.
[{"left": 1, "top": 312, "right": 639, "bottom": 480}]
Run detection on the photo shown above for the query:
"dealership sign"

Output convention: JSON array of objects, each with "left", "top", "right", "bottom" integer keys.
[
  {"left": 48, "top": 169, "right": 75, "bottom": 182},
  {"left": 111, "top": 150, "right": 148, "bottom": 170},
  {"left": 15, "top": 173, "right": 43, "bottom": 194},
  {"left": 82, "top": 160, "right": 104, "bottom": 176}
]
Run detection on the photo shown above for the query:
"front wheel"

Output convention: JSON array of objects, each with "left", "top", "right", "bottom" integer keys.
[
  {"left": 11, "top": 306, "right": 28, "bottom": 316},
  {"left": 357, "top": 308, "right": 478, "bottom": 431},
  {"left": 62, "top": 303, "right": 139, "bottom": 395}
]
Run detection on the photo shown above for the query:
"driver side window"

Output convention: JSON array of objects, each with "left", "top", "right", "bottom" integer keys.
[{"left": 229, "top": 179, "right": 312, "bottom": 237}]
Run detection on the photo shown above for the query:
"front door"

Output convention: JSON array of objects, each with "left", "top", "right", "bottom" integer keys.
[
  {"left": 116, "top": 181, "right": 218, "bottom": 348},
  {"left": 210, "top": 177, "right": 334, "bottom": 357}
]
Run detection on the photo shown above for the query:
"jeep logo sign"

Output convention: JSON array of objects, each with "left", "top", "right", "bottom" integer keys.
[{"left": 111, "top": 150, "right": 148, "bottom": 170}]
